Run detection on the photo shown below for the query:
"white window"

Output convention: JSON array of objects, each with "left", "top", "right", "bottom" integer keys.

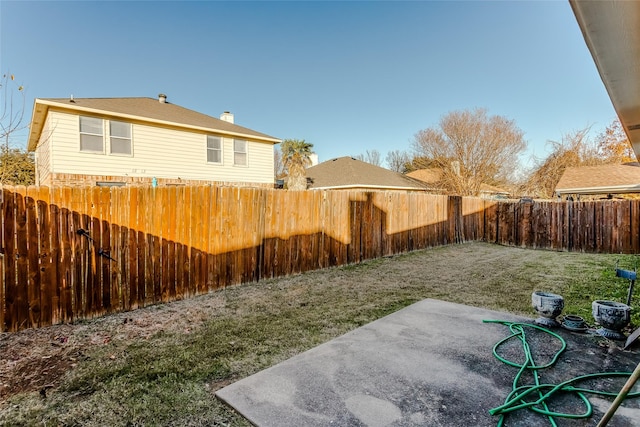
[
  {"left": 233, "top": 139, "right": 247, "bottom": 166},
  {"left": 110, "top": 121, "right": 132, "bottom": 155},
  {"left": 79, "top": 116, "right": 104, "bottom": 153},
  {"left": 80, "top": 116, "right": 133, "bottom": 155},
  {"left": 207, "top": 136, "right": 222, "bottom": 164}
]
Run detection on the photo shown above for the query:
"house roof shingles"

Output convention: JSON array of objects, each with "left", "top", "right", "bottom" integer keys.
[
  {"left": 306, "top": 157, "right": 430, "bottom": 191},
  {"left": 406, "top": 168, "right": 509, "bottom": 195},
  {"left": 28, "top": 97, "right": 280, "bottom": 151},
  {"left": 406, "top": 169, "right": 442, "bottom": 184},
  {"left": 555, "top": 163, "right": 640, "bottom": 195}
]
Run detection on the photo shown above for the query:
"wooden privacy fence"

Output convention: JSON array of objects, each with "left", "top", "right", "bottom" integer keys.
[
  {"left": 0, "top": 186, "right": 467, "bottom": 332},
  {"left": 1, "top": 186, "right": 639, "bottom": 332},
  {"left": 484, "top": 199, "right": 640, "bottom": 253}
]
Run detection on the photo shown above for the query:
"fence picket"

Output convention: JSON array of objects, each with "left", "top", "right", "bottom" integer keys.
[
  {"left": 2, "top": 190, "right": 16, "bottom": 331},
  {"left": 38, "top": 199, "right": 54, "bottom": 326}
]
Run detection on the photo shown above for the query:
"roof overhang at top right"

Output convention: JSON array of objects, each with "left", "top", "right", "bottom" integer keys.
[{"left": 570, "top": 0, "right": 640, "bottom": 159}]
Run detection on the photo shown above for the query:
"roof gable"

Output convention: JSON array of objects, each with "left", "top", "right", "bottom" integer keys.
[
  {"left": 306, "top": 157, "right": 429, "bottom": 191},
  {"left": 28, "top": 97, "right": 280, "bottom": 151}
]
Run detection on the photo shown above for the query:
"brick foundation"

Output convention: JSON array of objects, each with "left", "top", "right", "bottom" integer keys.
[{"left": 45, "top": 173, "right": 274, "bottom": 188}]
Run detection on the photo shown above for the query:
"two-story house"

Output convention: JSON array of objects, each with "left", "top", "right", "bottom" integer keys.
[{"left": 27, "top": 94, "right": 281, "bottom": 187}]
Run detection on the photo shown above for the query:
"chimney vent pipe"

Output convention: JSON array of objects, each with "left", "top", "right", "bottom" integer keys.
[{"left": 220, "top": 111, "right": 234, "bottom": 124}]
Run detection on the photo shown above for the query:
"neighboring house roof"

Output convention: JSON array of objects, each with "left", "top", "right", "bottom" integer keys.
[
  {"left": 555, "top": 163, "right": 640, "bottom": 195},
  {"left": 406, "top": 168, "right": 509, "bottom": 195},
  {"left": 406, "top": 168, "right": 442, "bottom": 184},
  {"left": 27, "top": 97, "right": 280, "bottom": 151},
  {"left": 479, "top": 183, "right": 509, "bottom": 195},
  {"left": 306, "top": 157, "right": 430, "bottom": 191}
]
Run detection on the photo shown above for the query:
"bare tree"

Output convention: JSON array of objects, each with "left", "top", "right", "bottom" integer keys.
[
  {"left": 385, "top": 149, "right": 411, "bottom": 173},
  {"left": 520, "top": 127, "right": 603, "bottom": 198},
  {"left": 0, "top": 73, "right": 25, "bottom": 144},
  {"left": 413, "top": 108, "right": 526, "bottom": 196},
  {"left": 402, "top": 156, "right": 439, "bottom": 173},
  {"left": 0, "top": 72, "right": 33, "bottom": 185},
  {"left": 354, "top": 149, "right": 382, "bottom": 166},
  {"left": 274, "top": 147, "right": 285, "bottom": 179}
]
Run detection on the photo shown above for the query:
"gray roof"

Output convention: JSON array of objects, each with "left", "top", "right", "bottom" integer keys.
[
  {"left": 306, "top": 157, "right": 430, "bottom": 191},
  {"left": 28, "top": 97, "right": 279, "bottom": 150}
]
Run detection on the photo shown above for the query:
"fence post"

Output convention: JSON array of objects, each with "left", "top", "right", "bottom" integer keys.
[
  {"left": 447, "top": 196, "right": 463, "bottom": 244},
  {"left": 567, "top": 199, "right": 573, "bottom": 252}
]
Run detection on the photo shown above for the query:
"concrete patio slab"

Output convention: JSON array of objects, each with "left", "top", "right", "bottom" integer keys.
[{"left": 216, "top": 299, "right": 640, "bottom": 426}]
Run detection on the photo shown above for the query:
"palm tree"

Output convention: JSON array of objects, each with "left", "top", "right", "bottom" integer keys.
[{"left": 281, "top": 139, "right": 314, "bottom": 190}]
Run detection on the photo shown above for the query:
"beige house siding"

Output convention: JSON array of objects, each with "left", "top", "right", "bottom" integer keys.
[
  {"left": 42, "top": 110, "right": 275, "bottom": 186},
  {"left": 34, "top": 116, "right": 53, "bottom": 185}
]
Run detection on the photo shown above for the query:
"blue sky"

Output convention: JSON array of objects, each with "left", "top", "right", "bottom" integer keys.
[{"left": 1, "top": 1, "right": 617, "bottom": 172}]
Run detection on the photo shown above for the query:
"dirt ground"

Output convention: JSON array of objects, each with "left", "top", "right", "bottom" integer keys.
[
  {"left": 0, "top": 293, "right": 231, "bottom": 401},
  {"left": 0, "top": 242, "right": 630, "bottom": 405}
]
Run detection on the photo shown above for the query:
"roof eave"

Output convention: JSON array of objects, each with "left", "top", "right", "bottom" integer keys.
[
  {"left": 27, "top": 100, "right": 49, "bottom": 151},
  {"left": 555, "top": 184, "right": 640, "bottom": 195}
]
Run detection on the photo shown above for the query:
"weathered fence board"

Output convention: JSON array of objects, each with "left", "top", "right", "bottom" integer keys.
[{"left": 2, "top": 185, "right": 640, "bottom": 332}]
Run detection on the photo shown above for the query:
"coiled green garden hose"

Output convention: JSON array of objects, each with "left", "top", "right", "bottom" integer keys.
[{"left": 483, "top": 320, "right": 640, "bottom": 426}]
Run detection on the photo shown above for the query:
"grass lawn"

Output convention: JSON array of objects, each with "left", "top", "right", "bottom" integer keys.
[{"left": 1, "top": 242, "right": 639, "bottom": 426}]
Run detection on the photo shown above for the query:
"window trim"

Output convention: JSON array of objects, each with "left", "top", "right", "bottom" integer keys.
[
  {"left": 206, "top": 135, "right": 223, "bottom": 164},
  {"left": 233, "top": 139, "right": 248, "bottom": 166},
  {"left": 79, "top": 116, "right": 105, "bottom": 154},
  {"left": 109, "top": 120, "right": 133, "bottom": 157},
  {"left": 79, "top": 116, "right": 134, "bottom": 156}
]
